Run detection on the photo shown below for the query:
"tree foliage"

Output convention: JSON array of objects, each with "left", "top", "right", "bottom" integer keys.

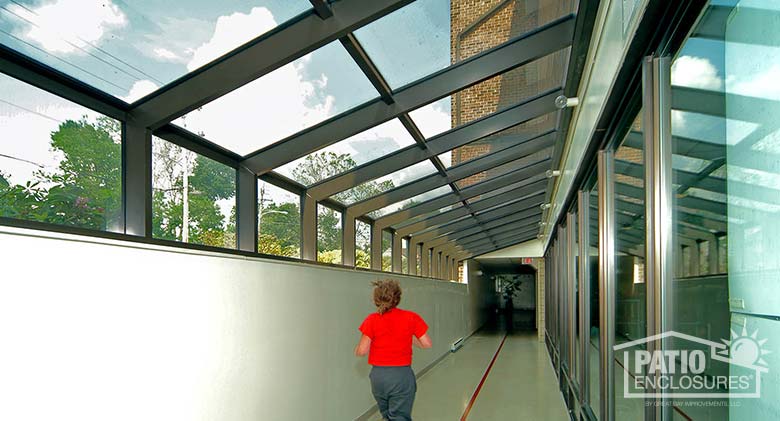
[{"left": 0, "top": 117, "right": 121, "bottom": 230}]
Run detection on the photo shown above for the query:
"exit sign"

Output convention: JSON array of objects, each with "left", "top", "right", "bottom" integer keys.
[{"left": 522, "top": 258, "right": 533, "bottom": 264}]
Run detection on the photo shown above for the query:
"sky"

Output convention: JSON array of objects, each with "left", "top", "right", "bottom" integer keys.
[{"left": 0, "top": 0, "right": 454, "bottom": 209}]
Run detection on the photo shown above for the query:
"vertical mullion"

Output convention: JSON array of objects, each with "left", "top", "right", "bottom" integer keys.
[
  {"left": 578, "top": 189, "right": 590, "bottom": 412},
  {"left": 123, "top": 122, "right": 152, "bottom": 237},
  {"left": 236, "top": 167, "right": 258, "bottom": 252},
  {"left": 598, "top": 149, "right": 616, "bottom": 421},
  {"left": 301, "top": 194, "right": 317, "bottom": 261},
  {"left": 644, "top": 55, "right": 673, "bottom": 421},
  {"left": 567, "top": 211, "right": 578, "bottom": 392}
]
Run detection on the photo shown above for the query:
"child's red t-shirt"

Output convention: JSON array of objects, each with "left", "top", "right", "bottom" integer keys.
[{"left": 359, "top": 308, "right": 428, "bottom": 366}]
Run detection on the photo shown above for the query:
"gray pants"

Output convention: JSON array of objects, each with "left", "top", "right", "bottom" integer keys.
[{"left": 369, "top": 366, "right": 417, "bottom": 421}]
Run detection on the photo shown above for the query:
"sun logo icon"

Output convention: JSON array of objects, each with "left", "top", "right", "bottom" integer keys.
[{"left": 717, "top": 327, "right": 772, "bottom": 370}]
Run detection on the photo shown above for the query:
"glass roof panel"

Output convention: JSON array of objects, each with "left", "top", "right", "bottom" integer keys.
[
  {"left": 446, "top": 113, "right": 557, "bottom": 168},
  {"left": 355, "top": 0, "right": 576, "bottom": 89},
  {"left": 0, "top": 1, "right": 312, "bottom": 102},
  {"left": 173, "top": 41, "right": 379, "bottom": 155},
  {"left": 275, "top": 119, "right": 416, "bottom": 184},
  {"left": 334, "top": 160, "right": 438, "bottom": 205},
  {"left": 391, "top": 202, "right": 466, "bottom": 230},
  {"left": 369, "top": 185, "right": 453, "bottom": 219},
  {"left": 454, "top": 147, "right": 552, "bottom": 189},
  {"left": 466, "top": 173, "right": 547, "bottom": 204},
  {"left": 408, "top": 50, "right": 566, "bottom": 140}
]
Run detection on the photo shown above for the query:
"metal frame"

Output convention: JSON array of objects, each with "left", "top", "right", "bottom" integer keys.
[
  {"left": 598, "top": 149, "right": 615, "bottom": 421},
  {"left": 643, "top": 55, "right": 673, "bottom": 421},
  {"left": 566, "top": 209, "right": 578, "bottom": 394},
  {"left": 242, "top": 16, "right": 575, "bottom": 173},
  {"left": 0, "top": 0, "right": 582, "bottom": 277},
  {"left": 129, "top": 0, "right": 414, "bottom": 128}
]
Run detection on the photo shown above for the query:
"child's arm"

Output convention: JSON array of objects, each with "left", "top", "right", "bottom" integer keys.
[
  {"left": 413, "top": 333, "right": 432, "bottom": 349},
  {"left": 354, "top": 334, "right": 371, "bottom": 357}
]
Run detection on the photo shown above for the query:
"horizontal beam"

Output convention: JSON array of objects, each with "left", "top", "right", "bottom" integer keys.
[
  {"left": 0, "top": 43, "right": 127, "bottom": 121},
  {"left": 130, "top": 0, "right": 413, "bottom": 128},
  {"left": 242, "top": 15, "right": 575, "bottom": 173},
  {"left": 413, "top": 206, "right": 545, "bottom": 245},
  {"left": 399, "top": 192, "right": 546, "bottom": 237},
  {"left": 350, "top": 137, "right": 554, "bottom": 217},
  {"left": 390, "top": 179, "right": 547, "bottom": 235},
  {"left": 425, "top": 214, "right": 541, "bottom": 249},
  {"left": 306, "top": 90, "right": 561, "bottom": 199},
  {"left": 389, "top": 165, "right": 549, "bottom": 232}
]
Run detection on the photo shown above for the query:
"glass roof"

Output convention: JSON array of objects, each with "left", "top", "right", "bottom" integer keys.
[
  {"left": 408, "top": 51, "right": 566, "bottom": 141},
  {"left": 369, "top": 184, "right": 454, "bottom": 219},
  {"left": 390, "top": 202, "right": 466, "bottom": 230},
  {"left": 173, "top": 40, "right": 379, "bottom": 155},
  {"left": 466, "top": 173, "right": 547, "bottom": 204},
  {"left": 446, "top": 113, "right": 557, "bottom": 168},
  {"left": 334, "top": 160, "right": 439, "bottom": 205},
  {"left": 355, "top": 0, "right": 576, "bottom": 90},
  {"left": 454, "top": 147, "right": 552, "bottom": 189},
  {"left": 0, "top": 1, "right": 312, "bottom": 102},
  {"left": 276, "top": 119, "right": 416, "bottom": 185}
]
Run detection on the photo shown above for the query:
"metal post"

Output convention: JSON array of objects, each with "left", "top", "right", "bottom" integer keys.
[
  {"left": 392, "top": 231, "right": 402, "bottom": 273},
  {"left": 598, "top": 149, "right": 616, "bottom": 421},
  {"left": 408, "top": 239, "right": 418, "bottom": 275},
  {"left": 371, "top": 224, "right": 383, "bottom": 270},
  {"left": 644, "top": 55, "right": 673, "bottom": 421},
  {"left": 301, "top": 193, "right": 317, "bottom": 261},
  {"left": 567, "top": 211, "right": 578, "bottom": 390},
  {"left": 123, "top": 122, "right": 152, "bottom": 237},
  {"left": 421, "top": 244, "right": 430, "bottom": 277},
  {"left": 343, "top": 211, "right": 357, "bottom": 266},
  {"left": 578, "top": 189, "right": 590, "bottom": 409},
  {"left": 236, "top": 166, "right": 258, "bottom": 252}
]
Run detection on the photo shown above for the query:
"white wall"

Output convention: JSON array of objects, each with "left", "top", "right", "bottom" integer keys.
[{"left": 0, "top": 227, "right": 494, "bottom": 421}]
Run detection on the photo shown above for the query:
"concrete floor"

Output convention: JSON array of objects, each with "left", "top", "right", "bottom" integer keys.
[{"left": 367, "top": 327, "right": 569, "bottom": 421}]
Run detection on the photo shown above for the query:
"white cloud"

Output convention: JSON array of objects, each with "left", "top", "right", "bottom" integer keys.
[
  {"left": 187, "top": 7, "right": 277, "bottom": 72},
  {"left": 409, "top": 98, "right": 452, "bottom": 138},
  {"left": 123, "top": 80, "right": 159, "bottom": 103},
  {"left": 671, "top": 56, "right": 722, "bottom": 90},
  {"left": 174, "top": 8, "right": 337, "bottom": 155},
  {"left": 729, "top": 64, "right": 780, "bottom": 100},
  {"left": 9, "top": 0, "right": 126, "bottom": 54},
  {"left": 153, "top": 48, "right": 183, "bottom": 63}
]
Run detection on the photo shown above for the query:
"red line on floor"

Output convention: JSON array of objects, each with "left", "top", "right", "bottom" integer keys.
[{"left": 460, "top": 333, "right": 508, "bottom": 421}]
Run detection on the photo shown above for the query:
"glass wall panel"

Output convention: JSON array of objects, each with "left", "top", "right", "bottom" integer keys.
[
  {"left": 382, "top": 230, "right": 393, "bottom": 272},
  {"left": 317, "top": 204, "right": 342, "bottom": 264},
  {"left": 258, "top": 180, "right": 300, "bottom": 257},
  {"left": 668, "top": 2, "right": 780, "bottom": 418},
  {"left": 416, "top": 244, "right": 423, "bottom": 275},
  {"left": 613, "top": 113, "right": 645, "bottom": 419},
  {"left": 175, "top": 41, "right": 378, "bottom": 155},
  {"left": 356, "top": 220, "right": 371, "bottom": 269},
  {"left": 0, "top": 1, "right": 312, "bottom": 101},
  {"left": 152, "top": 137, "right": 235, "bottom": 248},
  {"left": 0, "top": 72, "right": 121, "bottom": 232},
  {"left": 402, "top": 237, "right": 410, "bottom": 274}
]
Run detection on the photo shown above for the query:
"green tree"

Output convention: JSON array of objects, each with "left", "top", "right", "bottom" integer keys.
[
  {"left": 259, "top": 201, "right": 300, "bottom": 256},
  {"left": 151, "top": 140, "right": 235, "bottom": 248},
  {"left": 0, "top": 116, "right": 122, "bottom": 230},
  {"left": 291, "top": 151, "right": 394, "bottom": 263}
]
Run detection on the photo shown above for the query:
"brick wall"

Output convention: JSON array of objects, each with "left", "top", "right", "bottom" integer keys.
[{"left": 449, "top": 0, "right": 575, "bottom": 188}]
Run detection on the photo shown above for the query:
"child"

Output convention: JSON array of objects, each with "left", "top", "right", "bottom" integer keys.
[{"left": 355, "top": 280, "right": 432, "bottom": 421}]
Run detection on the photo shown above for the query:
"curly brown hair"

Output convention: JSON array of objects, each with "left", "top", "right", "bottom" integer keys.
[{"left": 372, "top": 279, "right": 402, "bottom": 314}]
